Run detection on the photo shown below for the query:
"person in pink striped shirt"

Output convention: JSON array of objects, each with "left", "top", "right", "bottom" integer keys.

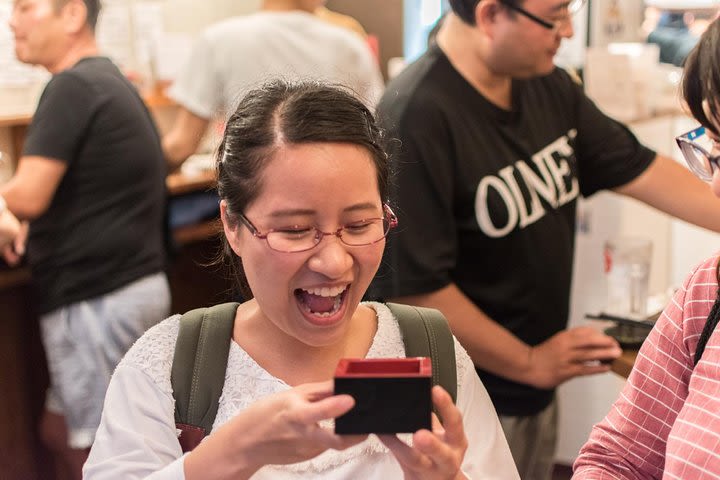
[{"left": 573, "top": 16, "right": 720, "bottom": 479}]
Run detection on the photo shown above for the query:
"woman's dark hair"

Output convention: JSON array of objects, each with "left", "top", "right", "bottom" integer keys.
[
  {"left": 682, "top": 17, "right": 720, "bottom": 136},
  {"left": 216, "top": 80, "right": 390, "bottom": 297},
  {"left": 683, "top": 18, "right": 720, "bottom": 365},
  {"left": 448, "top": 0, "right": 522, "bottom": 25}
]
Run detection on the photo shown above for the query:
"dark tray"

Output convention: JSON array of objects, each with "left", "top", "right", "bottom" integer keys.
[{"left": 604, "top": 324, "right": 650, "bottom": 349}]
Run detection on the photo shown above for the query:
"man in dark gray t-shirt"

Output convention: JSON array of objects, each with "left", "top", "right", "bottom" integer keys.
[{"left": 3, "top": 0, "right": 169, "bottom": 477}]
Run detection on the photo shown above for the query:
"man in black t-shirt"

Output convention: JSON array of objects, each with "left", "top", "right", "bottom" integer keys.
[
  {"left": 3, "top": 0, "right": 169, "bottom": 477},
  {"left": 369, "top": 0, "right": 720, "bottom": 478}
]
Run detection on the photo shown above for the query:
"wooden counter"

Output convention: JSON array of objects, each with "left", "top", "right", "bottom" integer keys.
[
  {"left": 166, "top": 169, "right": 215, "bottom": 196},
  {"left": 611, "top": 349, "right": 639, "bottom": 379},
  {"left": 0, "top": 88, "right": 176, "bottom": 162},
  {"left": 0, "top": 169, "right": 218, "bottom": 291}
]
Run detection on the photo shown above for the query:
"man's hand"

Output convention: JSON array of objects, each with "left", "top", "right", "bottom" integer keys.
[
  {"left": 0, "top": 211, "right": 24, "bottom": 265},
  {"left": 525, "top": 326, "right": 622, "bottom": 389},
  {"left": 0, "top": 209, "right": 20, "bottom": 247}
]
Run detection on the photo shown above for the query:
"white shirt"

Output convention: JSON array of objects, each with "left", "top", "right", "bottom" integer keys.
[
  {"left": 84, "top": 303, "right": 520, "bottom": 479},
  {"left": 168, "top": 11, "right": 385, "bottom": 119}
]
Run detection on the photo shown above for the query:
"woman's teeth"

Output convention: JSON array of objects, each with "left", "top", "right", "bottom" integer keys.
[
  {"left": 302, "top": 285, "right": 348, "bottom": 297},
  {"left": 297, "top": 285, "right": 348, "bottom": 316}
]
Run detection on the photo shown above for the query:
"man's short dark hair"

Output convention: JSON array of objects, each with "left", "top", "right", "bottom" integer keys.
[
  {"left": 55, "top": 0, "right": 101, "bottom": 30},
  {"left": 448, "top": 0, "right": 521, "bottom": 25}
]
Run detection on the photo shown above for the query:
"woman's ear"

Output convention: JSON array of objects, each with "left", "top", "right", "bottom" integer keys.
[{"left": 221, "top": 200, "right": 243, "bottom": 257}]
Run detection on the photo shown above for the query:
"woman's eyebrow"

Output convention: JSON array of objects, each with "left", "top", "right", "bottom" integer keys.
[
  {"left": 265, "top": 203, "right": 379, "bottom": 219},
  {"left": 344, "top": 202, "right": 381, "bottom": 213},
  {"left": 267, "top": 209, "right": 315, "bottom": 219}
]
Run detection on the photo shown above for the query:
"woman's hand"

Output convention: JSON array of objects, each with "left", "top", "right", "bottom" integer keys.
[
  {"left": 185, "top": 380, "right": 367, "bottom": 480},
  {"left": 380, "top": 386, "right": 468, "bottom": 480}
]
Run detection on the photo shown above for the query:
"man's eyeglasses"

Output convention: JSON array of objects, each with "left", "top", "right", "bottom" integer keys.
[
  {"left": 238, "top": 205, "right": 398, "bottom": 253},
  {"left": 676, "top": 126, "right": 720, "bottom": 182},
  {"left": 498, "top": 0, "right": 586, "bottom": 31}
]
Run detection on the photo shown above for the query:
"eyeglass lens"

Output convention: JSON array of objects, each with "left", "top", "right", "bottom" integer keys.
[
  {"left": 266, "top": 218, "right": 391, "bottom": 252},
  {"left": 677, "top": 127, "right": 717, "bottom": 181}
]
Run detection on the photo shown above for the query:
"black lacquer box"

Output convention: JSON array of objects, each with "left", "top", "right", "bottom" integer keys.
[{"left": 334, "top": 357, "right": 432, "bottom": 434}]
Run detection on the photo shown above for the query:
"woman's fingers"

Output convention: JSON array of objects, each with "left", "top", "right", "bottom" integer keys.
[
  {"left": 379, "top": 434, "right": 433, "bottom": 470},
  {"left": 412, "top": 429, "right": 462, "bottom": 475},
  {"left": 431, "top": 386, "right": 466, "bottom": 448},
  {"left": 289, "top": 394, "right": 354, "bottom": 427},
  {"left": 296, "top": 380, "right": 335, "bottom": 401}
]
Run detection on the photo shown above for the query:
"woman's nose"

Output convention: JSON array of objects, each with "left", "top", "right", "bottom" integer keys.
[{"left": 306, "top": 236, "right": 353, "bottom": 277}]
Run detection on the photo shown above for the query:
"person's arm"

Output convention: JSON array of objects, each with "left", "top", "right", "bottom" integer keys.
[
  {"left": 573, "top": 255, "right": 713, "bottom": 479},
  {"left": 86, "top": 363, "right": 364, "bottom": 480},
  {"left": 614, "top": 153, "right": 720, "bottom": 232},
  {"left": 184, "top": 381, "right": 365, "bottom": 480},
  {"left": 163, "top": 29, "right": 221, "bottom": 172},
  {"left": 392, "top": 284, "right": 620, "bottom": 389},
  {"left": 84, "top": 362, "right": 190, "bottom": 479},
  {"left": 162, "top": 107, "right": 210, "bottom": 172},
  {"left": 0, "top": 156, "right": 67, "bottom": 220}
]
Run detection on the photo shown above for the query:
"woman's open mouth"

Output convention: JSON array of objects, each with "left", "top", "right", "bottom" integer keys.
[{"left": 295, "top": 285, "right": 350, "bottom": 320}]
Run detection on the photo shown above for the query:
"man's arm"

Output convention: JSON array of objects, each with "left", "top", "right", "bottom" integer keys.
[
  {"left": 1, "top": 156, "right": 67, "bottom": 220},
  {"left": 392, "top": 284, "right": 621, "bottom": 389},
  {"left": 614, "top": 154, "right": 720, "bottom": 231},
  {"left": 162, "top": 107, "right": 210, "bottom": 172}
]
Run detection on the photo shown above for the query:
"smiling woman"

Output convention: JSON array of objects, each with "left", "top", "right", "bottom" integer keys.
[{"left": 83, "top": 80, "right": 521, "bottom": 480}]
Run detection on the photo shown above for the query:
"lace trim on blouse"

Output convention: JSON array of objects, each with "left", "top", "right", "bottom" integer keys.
[{"left": 120, "top": 302, "right": 471, "bottom": 475}]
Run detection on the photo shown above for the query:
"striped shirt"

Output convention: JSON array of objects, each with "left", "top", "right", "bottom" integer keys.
[{"left": 573, "top": 254, "right": 720, "bottom": 479}]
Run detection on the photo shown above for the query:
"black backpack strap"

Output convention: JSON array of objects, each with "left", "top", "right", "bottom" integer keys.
[
  {"left": 387, "top": 302, "right": 457, "bottom": 403},
  {"left": 694, "top": 260, "right": 720, "bottom": 365},
  {"left": 171, "top": 302, "right": 239, "bottom": 452}
]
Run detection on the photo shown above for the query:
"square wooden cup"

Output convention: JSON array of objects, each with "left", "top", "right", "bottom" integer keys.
[{"left": 334, "top": 357, "right": 432, "bottom": 434}]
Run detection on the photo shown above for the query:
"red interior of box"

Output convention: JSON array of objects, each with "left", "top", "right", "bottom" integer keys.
[{"left": 335, "top": 357, "right": 431, "bottom": 377}]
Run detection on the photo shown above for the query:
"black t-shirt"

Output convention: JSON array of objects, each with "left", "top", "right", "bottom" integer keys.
[
  {"left": 24, "top": 57, "right": 166, "bottom": 314},
  {"left": 368, "top": 45, "right": 656, "bottom": 416}
]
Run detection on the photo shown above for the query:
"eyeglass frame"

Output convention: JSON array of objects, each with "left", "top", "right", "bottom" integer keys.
[
  {"left": 675, "top": 126, "right": 720, "bottom": 182},
  {"left": 237, "top": 204, "right": 398, "bottom": 253},
  {"left": 497, "top": 0, "right": 586, "bottom": 31}
]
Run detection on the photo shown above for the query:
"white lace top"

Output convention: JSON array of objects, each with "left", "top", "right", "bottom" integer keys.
[{"left": 84, "top": 302, "right": 519, "bottom": 479}]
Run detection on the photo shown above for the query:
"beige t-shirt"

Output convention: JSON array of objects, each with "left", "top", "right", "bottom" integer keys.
[{"left": 169, "top": 11, "right": 384, "bottom": 119}]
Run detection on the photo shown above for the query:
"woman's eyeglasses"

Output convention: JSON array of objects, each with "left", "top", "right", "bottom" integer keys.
[
  {"left": 675, "top": 126, "right": 720, "bottom": 182},
  {"left": 238, "top": 204, "right": 398, "bottom": 253}
]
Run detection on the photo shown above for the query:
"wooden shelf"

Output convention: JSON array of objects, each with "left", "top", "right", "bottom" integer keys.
[
  {"left": 0, "top": 218, "right": 221, "bottom": 290},
  {"left": 166, "top": 169, "right": 215, "bottom": 195},
  {"left": 0, "top": 114, "right": 32, "bottom": 128},
  {"left": 174, "top": 219, "right": 220, "bottom": 246},
  {"left": 0, "top": 266, "right": 31, "bottom": 290},
  {"left": 0, "top": 88, "right": 177, "bottom": 129}
]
